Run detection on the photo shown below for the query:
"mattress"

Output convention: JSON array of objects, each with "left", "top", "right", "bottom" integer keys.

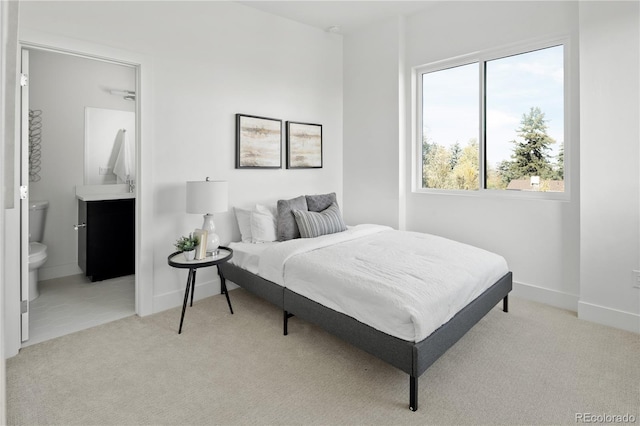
[
  {"left": 258, "top": 224, "right": 509, "bottom": 342},
  {"left": 228, "top": 241, "right": 276, "bottom": 275}
]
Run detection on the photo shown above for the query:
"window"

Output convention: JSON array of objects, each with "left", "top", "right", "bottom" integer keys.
[
  {"left": 421, "top": 63, "right": 479, "bottom": 190},
  {"left": 417, "top": 42, "right": 566, "bottom": 195}
]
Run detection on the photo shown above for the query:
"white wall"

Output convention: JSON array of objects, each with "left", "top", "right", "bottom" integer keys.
[
  {"left": 405, "top": 1, "right": 581, "bottom": 308},
  {"left": 578, "top": 1, "right": 640, "bottom": 332},
  {"left": 343, "top": 1, "right": 640, "bottom": 332},
  {"left": 344, "top": 1, "right": 581, "bottom": 310},
  {"left": 343, "top": 18, "right": 402, "bottom": 228},
  {"left": 28, "top": 49, "right": 135, "bottom": 280},
  {"left": 15, "top": 1, "right": 342, "bottom": 330}
]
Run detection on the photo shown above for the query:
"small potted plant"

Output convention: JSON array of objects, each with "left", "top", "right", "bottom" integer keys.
[{"left": 174, "top": 234, "right": 200, "bottom": 261}]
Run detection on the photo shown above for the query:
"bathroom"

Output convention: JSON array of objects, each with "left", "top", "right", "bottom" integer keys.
[{"left": 25, "top": 47, "right": 137, "bottom": 346}]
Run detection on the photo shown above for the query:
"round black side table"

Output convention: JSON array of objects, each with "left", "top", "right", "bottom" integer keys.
[{"left": 167, "top": 247, "right": 234, "bottom": 334}]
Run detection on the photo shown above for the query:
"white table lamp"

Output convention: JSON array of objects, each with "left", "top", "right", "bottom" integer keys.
[{"left": 186, "top": 178, "right": 228, "bottom": 255}]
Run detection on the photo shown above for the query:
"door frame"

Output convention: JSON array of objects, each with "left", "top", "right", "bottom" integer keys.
[
  {"left": 17, "top": 30, "right": 153, "bottom": 328},
  {"left": 19, "top": 49, "right": 29, "bottom": 342}
]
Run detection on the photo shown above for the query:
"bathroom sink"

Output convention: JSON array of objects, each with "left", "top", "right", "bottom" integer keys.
[{"left": 75, "top": 184, "right": 136, "bottom": 201}]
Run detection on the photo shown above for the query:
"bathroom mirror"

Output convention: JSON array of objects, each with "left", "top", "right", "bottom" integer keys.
[{"left": 84, "top": 107, "right": 135, "bottom": 185}]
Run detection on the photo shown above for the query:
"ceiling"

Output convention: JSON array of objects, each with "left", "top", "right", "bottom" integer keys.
[{"left": 238, "top": 1, "right": 437, "bottom": 34}]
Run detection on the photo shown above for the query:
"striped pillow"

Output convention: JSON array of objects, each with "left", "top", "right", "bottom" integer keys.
[{"left": 292, "top": 202, "right": 347, "bottom": 238}]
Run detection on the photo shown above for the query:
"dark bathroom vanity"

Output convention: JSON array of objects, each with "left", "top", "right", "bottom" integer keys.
[{"left": 77, "top": 198, "right": 135, "bottom": 282}]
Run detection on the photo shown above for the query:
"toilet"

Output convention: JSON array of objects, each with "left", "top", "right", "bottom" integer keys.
[{"left": 28, "top": 200, "right": 49, "bottom": 301}]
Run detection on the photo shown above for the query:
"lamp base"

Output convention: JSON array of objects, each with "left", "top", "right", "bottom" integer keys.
[{"left": 202, "top": 213, "right": 220, "bottom": 255}]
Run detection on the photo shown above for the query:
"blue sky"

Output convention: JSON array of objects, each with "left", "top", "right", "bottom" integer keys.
[{"left": 423, "top": 45, "right": 564, "bottom": 169}]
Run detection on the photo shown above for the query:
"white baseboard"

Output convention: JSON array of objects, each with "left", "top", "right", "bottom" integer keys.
[
  {"left": 153, "top": 277, "right": 241, "bottom": 313},
  {"left": 511, "top": 280, "right": 579, "bottom": 311},
  {"left": 39, "top": 263, "right": 83, "bottom": 281},
  {"left": 512, "top": 281, "right": 639, "bottom": 333},
  {"left": 578, "top": 301, "right": 640, "bottom": 334}
]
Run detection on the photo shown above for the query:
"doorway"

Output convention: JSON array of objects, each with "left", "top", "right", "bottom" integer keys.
[{"left": 20, "top": 45, "right": 140, "bottom": 346}]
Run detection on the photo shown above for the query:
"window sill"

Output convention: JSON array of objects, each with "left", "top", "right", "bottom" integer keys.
[{"left": 411, "top": 187, "right": 571, "bottom": 202}]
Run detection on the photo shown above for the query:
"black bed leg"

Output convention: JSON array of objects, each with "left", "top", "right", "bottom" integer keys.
[
  {"left": 283, "top": 310, "right": 289, "bottom": 336},
  {"left": 283, "top": 311, "right": 295, "bottom": 336},
  {"left": 409, "top": 375, "right": 418, "bottom": 411},
  {"left": 503, "top": 295, "right": 509, "bottom": 313}
]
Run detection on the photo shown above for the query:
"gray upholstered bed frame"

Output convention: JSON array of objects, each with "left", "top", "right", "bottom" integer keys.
[{"left": 219, "top": 262, "right": 512, "bottom": 411}]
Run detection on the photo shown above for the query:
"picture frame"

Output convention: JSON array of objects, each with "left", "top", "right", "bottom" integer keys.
[
  {"left": 236, "top": 114, "right": 282, "bottom": 169},
  {"left": 286, "top": 121, "right": 323, "bottom": 169}
]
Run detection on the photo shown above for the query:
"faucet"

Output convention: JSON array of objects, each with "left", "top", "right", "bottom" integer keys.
[{"left": 126, "top": 178, "right": 135, "bottom": 193}]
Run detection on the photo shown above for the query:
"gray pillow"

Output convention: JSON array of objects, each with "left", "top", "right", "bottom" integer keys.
[
  {"left": 292, "top": 202, "right": 347, "bottom": 238},
  {"left": 276, "top": 196, "right": 308, "bottom": 241},
  {"left": 306, "top": 192, "right": 336, "bottom": 212}
]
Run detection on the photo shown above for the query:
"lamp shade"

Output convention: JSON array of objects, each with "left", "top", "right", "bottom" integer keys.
[{"left": 186, "top": 180, "right": 228, "bottom": 214}]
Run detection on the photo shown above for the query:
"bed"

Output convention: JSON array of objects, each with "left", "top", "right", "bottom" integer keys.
[{"left": 219, "top": 222, "right": 512, "bottom": 411}]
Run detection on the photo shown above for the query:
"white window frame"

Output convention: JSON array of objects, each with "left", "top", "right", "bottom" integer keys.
[{"left": 412, "top": 35, "right": 572, "bottom": 201}]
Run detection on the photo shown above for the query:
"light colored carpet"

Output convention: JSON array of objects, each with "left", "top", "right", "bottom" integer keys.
[{"left": 6, "top": 288, "right": 640, "bottom": 425}]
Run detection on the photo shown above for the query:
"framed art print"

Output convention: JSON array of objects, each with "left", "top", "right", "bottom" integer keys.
[
  {"left": 286, "top": 121, "right": 322, "bottom": 169},
  {"left": 236, "top": 114, "right": 282, "bottom": 169}
]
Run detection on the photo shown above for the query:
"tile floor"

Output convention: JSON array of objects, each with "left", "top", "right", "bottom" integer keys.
[{"left": 24, "top": 274, "right": 135, "bottom": 347}]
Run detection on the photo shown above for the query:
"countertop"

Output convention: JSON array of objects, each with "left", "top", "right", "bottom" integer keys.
[{"left": 75, "top": 184, "right": 136, "bottom": 201}]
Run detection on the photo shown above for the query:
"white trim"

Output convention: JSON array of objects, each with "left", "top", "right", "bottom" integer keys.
[
  {"left": 578, "top": 301, "right": 640, "bottom": 334},
  {"left": 478, "top": 54, "right": 486, "bottom": 192},
  {"left": 18, "top": 29, "right": 141, "bottom": 67},
  {"left": 0, "top": 0, "right": 8, "bottom": 420},
  {"left": 511, "top": 280, "right": 578, "bottom": 311},
  {"left": 515, "top": 281, "right": 640, "bottom": 334},
  {"left": 412, "top": 34, "right": 572, "bottom": 202},
  {"left": 20, "top": 49, "right": 29, "bottom": 342},
  {"left": 412, "top": 186, "right": 571, "bottom": 202},
  {"left": 412, "top": 55, "right": 419, "bottom": 193},
  {"left": 18, "top": 29, "right": 154, "bottom": 317},
  {"left": 152, "top": 278, "right": 238, "bottom": 314}
]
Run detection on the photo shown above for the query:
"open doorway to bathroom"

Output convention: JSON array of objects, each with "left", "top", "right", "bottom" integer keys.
[{"left": 21, "top": 47, "right": 137, "bottom": 347}]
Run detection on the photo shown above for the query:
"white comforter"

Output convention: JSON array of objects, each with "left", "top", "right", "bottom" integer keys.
[{"left": 259, "top": 224, "right": 509, "bottom": 342}]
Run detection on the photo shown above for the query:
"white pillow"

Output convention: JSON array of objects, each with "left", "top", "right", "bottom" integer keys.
[
  {"left": 255, "top": 203, "right": 277, "bottom": 218},
  {"left": 250, "top": 207, "right": 277, "bottom": 243},
  {"left": 234, "top": 207, "right": 253, "bottom": 243},
  {"left": 234, "top": 204, "right": 278, "bottom": 243}
]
